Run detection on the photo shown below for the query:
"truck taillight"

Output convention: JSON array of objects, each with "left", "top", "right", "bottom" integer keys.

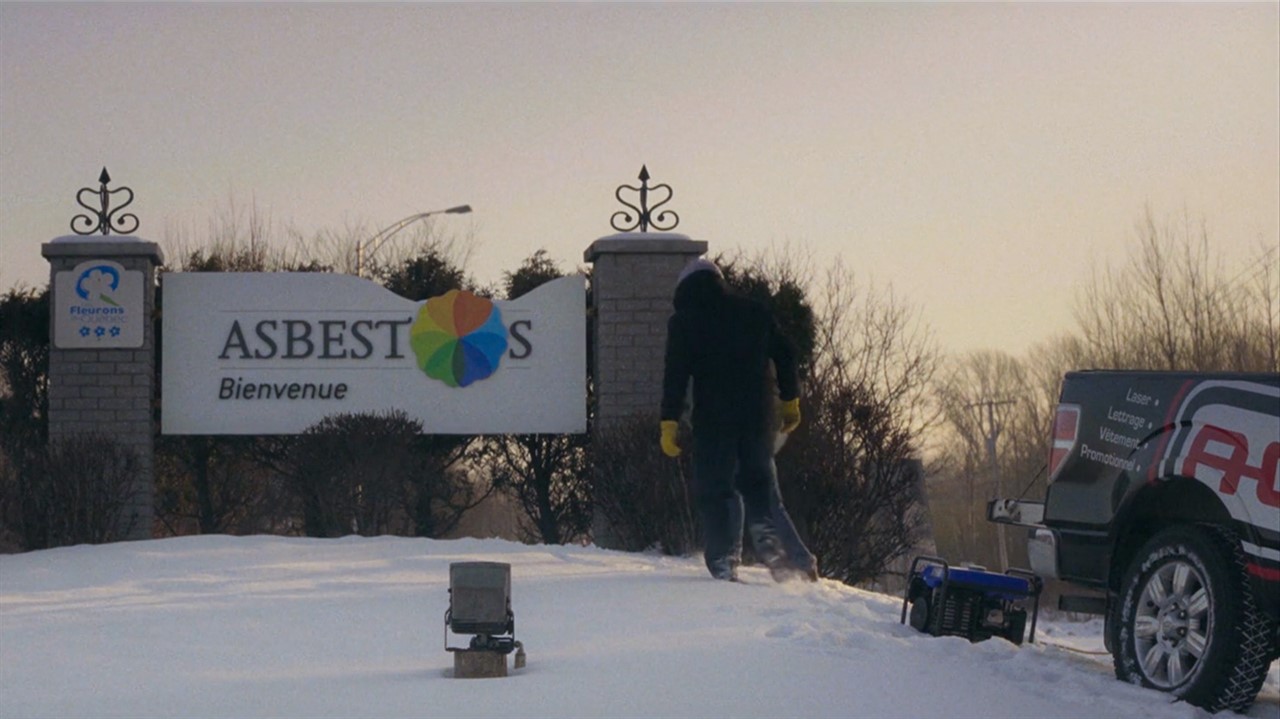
[{"left": 1047, "top": 404, "right": 1080, "bottom": 483}]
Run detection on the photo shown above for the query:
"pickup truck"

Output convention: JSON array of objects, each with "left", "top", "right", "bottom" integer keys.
[{"left": 990, "top": 370, "right": 1279, "bottom": 713}]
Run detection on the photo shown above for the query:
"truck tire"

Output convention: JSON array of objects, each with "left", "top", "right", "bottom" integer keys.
[{"left": 1112, "top": 524, "right": 1271, "bottom": 713}]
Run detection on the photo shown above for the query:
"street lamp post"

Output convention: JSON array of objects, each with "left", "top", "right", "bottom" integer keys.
[{"left": 356, "top": 205, "right": 472, "bottom": 278}]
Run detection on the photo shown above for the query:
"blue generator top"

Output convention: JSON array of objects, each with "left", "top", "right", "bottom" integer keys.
[{"left": 920, "top": 564, "right": 1032, "bottom": 600}]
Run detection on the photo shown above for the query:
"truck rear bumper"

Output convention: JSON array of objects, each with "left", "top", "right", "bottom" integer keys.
[
  {"left": 1027, "top": 527, "right": 1059, "bottom": 580},
  {"left": 987, "top": 499, "right": 1059, "bottom": 579}
]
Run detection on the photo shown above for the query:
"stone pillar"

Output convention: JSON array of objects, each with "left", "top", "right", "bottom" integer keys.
[
  {"left": 584, "top": 232, "right": 707, "bottom": 426},
  {"left": 583, "top": 232, "right": 707, "bottom": 545},
  {"left": 42, "top": 236, "right": 164, "bottom": 541}
]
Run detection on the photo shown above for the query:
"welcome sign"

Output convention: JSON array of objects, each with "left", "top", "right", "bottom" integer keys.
[{"left": 161, "top": 273, "right": 586, "bottom": 434}]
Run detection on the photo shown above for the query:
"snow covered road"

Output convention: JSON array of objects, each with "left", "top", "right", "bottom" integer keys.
[{"left": 2, "top": 535, "right": 1276, "bottom": 718}]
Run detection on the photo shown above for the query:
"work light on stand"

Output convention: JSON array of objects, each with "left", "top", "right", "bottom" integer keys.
[{"left": 445, "top": 561, "right": 525, "bottom": 678}]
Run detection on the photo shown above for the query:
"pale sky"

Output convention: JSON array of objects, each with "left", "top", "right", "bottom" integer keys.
[{"left": 2, "top": 2, "right": 1277, "bottom": 357}]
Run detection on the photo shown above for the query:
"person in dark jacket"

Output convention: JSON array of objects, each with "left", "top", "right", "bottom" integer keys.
[{"left": 659, "top": 258, "right": 817, "bottom": 582}]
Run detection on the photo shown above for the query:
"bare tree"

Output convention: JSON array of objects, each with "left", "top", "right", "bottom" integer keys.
[
  {"left": 777, "top": 257, "right": 941, "bottom": 585},
  {"left": 1073, "top": 206, "right": 1276, "bottom": 372},
  {"left": 487, "top": 434, "right": 591, "bottom": 544},
  {"left": 1244, "top": 240, "right": 1279, "bottom": 372},
  {"left": 930, "top": 351, "right": 1047, "bottom": 569},
  {"left": 481, "top": 251, "right": 593, "bottom": 545},
  {"left": 929, "top": 206, "right": 1275, "bottom": 570},
  {"left": 0, "top": 286, "right": 49, "bottom": 550},
  {"left": 163, "top": 194, "right": 327, "bottom": 274}
]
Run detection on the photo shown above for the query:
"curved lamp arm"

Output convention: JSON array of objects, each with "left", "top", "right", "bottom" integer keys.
[{"left": 356, "top": 204, "right": 471, "bottom": 277}]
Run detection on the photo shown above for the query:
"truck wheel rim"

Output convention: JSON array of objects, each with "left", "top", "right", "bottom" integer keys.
[{"left": 1133, "top": 559, "right": 1212, "bottom": 689}]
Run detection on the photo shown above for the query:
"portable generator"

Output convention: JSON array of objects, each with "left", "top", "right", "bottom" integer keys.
[{"left": 900, "top": 555, "right": 1042, "bottom": 645}]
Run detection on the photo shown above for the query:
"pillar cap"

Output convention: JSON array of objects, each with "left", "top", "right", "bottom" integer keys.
[
  {"left": 42, "top": 235, "right": 165, "bottom": 265},
  {"left": 584, "top": 233, "right": 707, "bottom": 263}
]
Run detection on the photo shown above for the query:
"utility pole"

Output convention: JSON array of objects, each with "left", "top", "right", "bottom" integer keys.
[{"left": 967, "top": 397, "right": 1017, "bottom": 570}]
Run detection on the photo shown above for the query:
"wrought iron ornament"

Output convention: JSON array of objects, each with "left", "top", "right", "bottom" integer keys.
[
  {"left": 611, "top": 165, "right": 679, "bottom": 233},
  {"left": 71, "top": 167, "right": 139, "bottom": 236}
]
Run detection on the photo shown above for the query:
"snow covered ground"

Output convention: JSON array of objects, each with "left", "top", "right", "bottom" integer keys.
[{"left": 1, "top": 535, "right": 1276, "bottom": 719}]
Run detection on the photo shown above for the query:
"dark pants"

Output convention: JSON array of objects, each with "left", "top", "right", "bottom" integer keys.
[
  {"left": 727, "top": 476, "right": 815, "bottom": 571},
  {"left": 692, "top": 426, "right": 814, "bottom": 577}
]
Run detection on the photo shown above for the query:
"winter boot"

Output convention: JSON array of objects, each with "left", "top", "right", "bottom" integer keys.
[
  {"left": 747, "top": 523, "right": 791, "bottom": 583},
  {"left": 707, "top": 556, "right": 740, "bottom": 582}
]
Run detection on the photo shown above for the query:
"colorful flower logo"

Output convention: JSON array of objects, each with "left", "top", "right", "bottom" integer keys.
[{"left": 410, "top": 290, "right": 508, "bottom": 387}]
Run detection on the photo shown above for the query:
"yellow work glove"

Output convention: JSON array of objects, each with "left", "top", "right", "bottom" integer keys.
[
  {"left": 660, "top": 420, "right": 682, "bottom": 458},
  {"left": 780, "top": 398, "right": 801, "bottom": 434}
]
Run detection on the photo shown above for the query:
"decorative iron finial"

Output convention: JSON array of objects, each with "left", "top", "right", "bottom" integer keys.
[
  {"left": 611, "top": 165, "right": 679, "bottom": 233},
  {"left": 71, "top": 167, "right": 139, "bottom": 236}
]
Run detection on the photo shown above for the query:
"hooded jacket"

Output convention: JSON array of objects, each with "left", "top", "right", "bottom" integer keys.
[{"left": 660, "top": 269, "right": 800, "bottom": 433}]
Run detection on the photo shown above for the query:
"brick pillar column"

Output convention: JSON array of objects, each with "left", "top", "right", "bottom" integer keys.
[
  {"left": 42, "top": 236, "right": 164, "bottom": 541},
  {"left": 583, "top": 232, "right": 707, "bottom": 546}
]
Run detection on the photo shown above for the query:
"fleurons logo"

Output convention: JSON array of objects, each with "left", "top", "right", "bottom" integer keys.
[
  {"left": 55, "top": 259, "right": 141, "bottom": 349},
  {"left": 76, "top": 265, "right": 122, "bottom": 306},
  {"left": 410, "top": 290, "right": 508, "bottom": 387}
]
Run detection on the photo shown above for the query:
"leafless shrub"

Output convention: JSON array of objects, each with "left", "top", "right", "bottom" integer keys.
[
  {"left": 591, "top": 413, "right": 698, "bottom": 555},
  {"left": 485, "top": 433, "right": 592, "bottom": 545},
  {"left": 780, "top": 375, "right": 931, "bottom": 585},
  {"left": 20, "top": 434, "right": 141, "bottom": 549},
  {"left": 280, "top": 411, "right": 488, "bottom": 538},
  {"left": 154, "top": 435, "right": 293, "bottom": 536}
]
